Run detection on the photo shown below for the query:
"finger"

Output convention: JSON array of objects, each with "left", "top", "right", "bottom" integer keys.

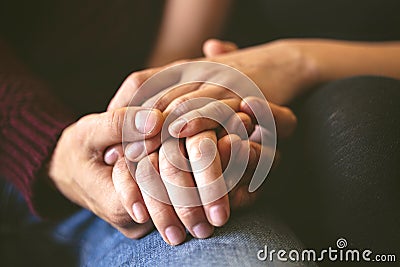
[
  {"left": 107, "top": 66, "right": 168, "bottom": 110},
  {"left": 217, "top": 136, "right": 259, "bottom": 210},
  {"left": 159, "top": 139, "right": 214, "bottom": 239},
  {"left": 110, "top": 60, "right": 194, "bottom": 110},
  {"left": 248, "top": 125, "right": 272, "bottom": 144},
  {"left": 136, "top": 152, "right": 187, "bottom": 246},
  {"left": 142, "top": 82, "right": 235, "bottom": 115},
  {"left": 104, "top": 144, "right": 124, "bottom": 165},
  {"left": 217, "top": 134, "right": 243, "bottom": 171},
  {"left": 186, "top": 131, "right": 230, "bottom": 227},
  {"left": 240, "top": 97, "right": 297, "bottom": 139},
  {"left": 116, "top": 220, "right": 154, "bottom": 240},
  {"left": 81, "top": 107, "right": 164, "bottom": 150},
  {"left": 112, "top": 158, "right": 150, "bottom": 223},
  {"left": 203, "top": 39, "right": 239, "bottom": 57},
  {"left": 163, "top": 83, "right": 236, "bottom": 115},
  {"left": 125, "top": 133, "right": 161, "bottom": 162},
  {"left": 168, "top": 98, "right": 242, "bottom": 138},
  {"left": 229, "top": 185, "right": 259, "bottom": 210},
  {"left": 217, "top": 134, "right": 278, "bottom": 191},
  {"left": 270, "top": 103, "right": 297, "bottom": 139},
  {"left": 217, "top": 112, "right": 255, "bottom": 139},
  {"left": 142, "top": 82, "right": 201, "bottom": 111}
]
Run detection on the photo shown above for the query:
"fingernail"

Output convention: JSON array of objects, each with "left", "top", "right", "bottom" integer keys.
[
  {"left": 135, "top": 110, "right": 158, "bottom": 134},
  {"left": 169, "top": 119, "right": 187, "bottom": 136},
  {"left": 132, "top": 202, "right": 148, "bottom": 223},
  {"left": 125, "top": 142, "right": 143, "bottom": 161},
  {"left": 104, "top": 148, "right": 118, "bottom": 165},
  {"left": 165, "top": 226, "right": 185, "bottom": 245},
  {"left": 209, "top": 205, "right": 229, "bottom": 227},
  {"left": 192, "top": 222, "right": 214, "bottom": 239}
]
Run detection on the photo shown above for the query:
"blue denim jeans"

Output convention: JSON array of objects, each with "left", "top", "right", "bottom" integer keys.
[{"left": 0, "top": 179, "right": 310, "bottom": 267}]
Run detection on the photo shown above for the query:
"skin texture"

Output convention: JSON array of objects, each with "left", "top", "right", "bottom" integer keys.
[
  {"left": 105, "top": 41, "right": 298, "bottom": 245},
  {"left": 43, "top": 0, "right": 233, "bottom": 241},
  {"left": 104, "top": 38, "right": 400, "bottom": 245},
  {"left": 50, "top": 37, "right": 400, "bottom": 246},
  {"left": 48, "top": 107, "right": 163, "bottom": 238}
]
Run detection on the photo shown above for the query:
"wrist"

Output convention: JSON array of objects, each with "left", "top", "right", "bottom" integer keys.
[
  {"left": 273, "top": 39, "right": 322, "bottom": 86},
  {"left": 257, "top": 39, "right": 322, "bottom": 103}
]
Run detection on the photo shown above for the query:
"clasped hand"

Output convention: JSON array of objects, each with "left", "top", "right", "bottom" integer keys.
[{"left": 48, "top": 39, "right": 298, "bottom": 246}]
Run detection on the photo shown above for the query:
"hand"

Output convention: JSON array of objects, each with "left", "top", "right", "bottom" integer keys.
[
  {"left": 107, "top": 39, "right": 307, "bottom": 163},
  {"left": 108, "top": 38, "right": 318, "bottom": 110},
  {"left": 48, "top": 107, "right": 164, "bottom": 238},
  {"left": 106, "top": 97, "right": 295, "bottom": 245},
  {"left": 156, "top": 95, "right": 296, "bottom": 206},
  {"left": 104, "top": 44, "right": 298, "bottom": 244},
  {"left": 132, "top": 96, "right": 296, "bottom": 245},
  {"left": 202, "top": 38, "right": 319, "bottom": 105}
]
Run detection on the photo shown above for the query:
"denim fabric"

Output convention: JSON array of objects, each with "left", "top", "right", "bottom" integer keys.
[{"left": 0, "top": 179, "right": 310, "bottom": 267}]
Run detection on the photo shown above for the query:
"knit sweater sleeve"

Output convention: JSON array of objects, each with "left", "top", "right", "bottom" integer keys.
[{"left": 0, "top": 40, "right": 77, "bottom": 218}]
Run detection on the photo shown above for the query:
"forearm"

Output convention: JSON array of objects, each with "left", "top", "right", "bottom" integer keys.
[
  {"left": 248, "top": 39, "right": 400, "bottom": 103},
  {"left": 148, "top": 0, "right": 232, "bottom": 67},
  {"left": 295, "top": 39, "right": 400, "bottom": 84}
]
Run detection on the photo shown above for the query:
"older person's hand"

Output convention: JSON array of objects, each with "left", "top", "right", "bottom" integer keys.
[{"left": 48, "top": 107, "right": 164, "bottom": 238}]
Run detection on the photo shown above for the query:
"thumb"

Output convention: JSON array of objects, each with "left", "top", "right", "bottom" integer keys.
[
  {"left": 202, "top": 39, "right": 238, "bottom": 57},
  {"left": 78, "top": 107, "right": 164, "bottom": 150}
]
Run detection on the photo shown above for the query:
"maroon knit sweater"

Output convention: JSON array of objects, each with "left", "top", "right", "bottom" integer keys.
[
  {"left": 0, "top": 1, "right": 163, "bottom": 218},
  {"left": 0, "top": 41, "right": 75, "bottom": 217}
]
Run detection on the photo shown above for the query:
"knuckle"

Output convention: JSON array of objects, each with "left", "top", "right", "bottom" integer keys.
[
  {"left": 135, "top": 159, "right": 157, "bottom": 185},
  {"left": 147, "top": 205, "right": 171, "bottom": 222},
  {"left": 187, "top": 138, "right": 216, "bottom": 162},
  {"left": 74, "top": 114, "right": 95, "bottom": 145},
  {"left": 160, "top": 162, "right": 182, "bottom": 178},
  {"left": 75, "top": 114, "right": 93, "bottom": 131},
  {"left": 187, "top": 141, "right": 203, "bottom": 160},
  {"left": 169, "top": 96, "right": 192, "bottom": 115},
  {"left": 105, "top": 195, "right": 131, "bottom": 227},
  {"left": 108, "top": 109, "right": 125, "bottom": 140},
  {"left": 108, "top": 208, "right": 132, "bottom": 227},
  {"left": 202, "top": 101, "right": 226, "bottom": 119},
  {"left": 126, "top": 72, "right": 146, "bottom": 89},
  {"left": 121, "top": 227, "right": 147, "bottom": 240},
  {"left": 176, "top": 207, "right": 197, "bottom": 221},
  {"left": 152, "top": 94, "right": 172, "bottom": 111}
]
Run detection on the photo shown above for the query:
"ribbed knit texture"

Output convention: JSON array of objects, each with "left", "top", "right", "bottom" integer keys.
[{"left": 0, "top": 42, "right": 75, "bottom": 217}]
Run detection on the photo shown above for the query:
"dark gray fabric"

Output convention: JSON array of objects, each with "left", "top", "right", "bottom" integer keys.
[{"left": 266, "top": 76, "right": 400, "bottom": 261}]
